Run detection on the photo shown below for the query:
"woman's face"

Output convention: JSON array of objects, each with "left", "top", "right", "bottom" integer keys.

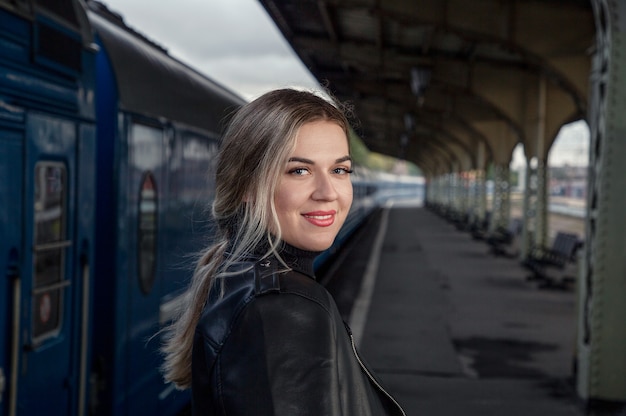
[{"left": 274, "top": 120, "right": 353, "bottom": 252}]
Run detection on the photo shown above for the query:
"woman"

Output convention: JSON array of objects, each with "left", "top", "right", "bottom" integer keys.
[{"left": 162, "top": 88, "right": 405, "bottom": 415}]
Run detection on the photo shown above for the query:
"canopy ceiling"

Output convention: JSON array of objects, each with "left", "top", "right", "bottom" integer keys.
[{"left": 260, "top": 0, "right": 595, "bottom": 175}]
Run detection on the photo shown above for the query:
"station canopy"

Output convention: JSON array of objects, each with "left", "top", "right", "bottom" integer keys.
[{"left": 260, "top": 0, "right": 595, "bottom": 175}]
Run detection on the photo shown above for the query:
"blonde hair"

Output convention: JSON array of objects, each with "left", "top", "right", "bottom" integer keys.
[{"left": 161, "top": 88, "right": 351, "bottom": 388}]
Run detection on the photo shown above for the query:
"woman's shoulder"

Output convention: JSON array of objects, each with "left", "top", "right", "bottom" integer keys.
[
  {"left": 196, "top": 258, "right": 334, "bottom": 345},
  {"left": 195, "top": 261, "right": 257, "bottom": 340}
]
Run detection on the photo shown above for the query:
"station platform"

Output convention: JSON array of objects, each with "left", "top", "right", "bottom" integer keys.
[{"left": 322, "top": 205, "right": 583, "bottom": 416}]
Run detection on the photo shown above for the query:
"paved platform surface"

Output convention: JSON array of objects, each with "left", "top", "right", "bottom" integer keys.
[{"left": 322, "top": 206, "right": 584, "bottom": 416}]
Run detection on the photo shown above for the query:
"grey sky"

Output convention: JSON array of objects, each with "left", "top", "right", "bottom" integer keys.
[
  {"left": 100, "top": 0, "right": 318, "bottom": 100},
  {"left": 512, "top": 122, "right": 590, "bottom": 168}
]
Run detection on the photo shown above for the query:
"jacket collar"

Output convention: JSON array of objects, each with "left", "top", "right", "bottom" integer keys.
[
  {"left": 277, "top": 242, "right": 319, "bottom": 279},
  {"left": 228, "top": 239, "right": 320, "bottom": 280}
]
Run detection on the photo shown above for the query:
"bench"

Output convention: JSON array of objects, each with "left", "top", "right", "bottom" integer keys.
[
  {"left": 522, "top": 231, "right": 582, "bottom": 289},
  {"left": 470, "top": 211, "right": 491, "bottom": 240},
  {"left": 487, "top": 218, "right": 522, "bottom": 258}
]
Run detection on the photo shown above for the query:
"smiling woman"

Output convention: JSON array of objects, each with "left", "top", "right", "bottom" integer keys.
[
  {"left": 275, "top": 120, "right": 353, "bottom": 252},
  {"left": 160, "top": 88, "right": 405, "bottom": 415}
]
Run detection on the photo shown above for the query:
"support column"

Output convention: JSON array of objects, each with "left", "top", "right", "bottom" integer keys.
[
  {"left": 534, "top": 75, "right": 549, "bottom": 250},
  {"left": 449, "top": 171, "right": 458, "bottom": 214},
  {"left": 577, "top": 0, "right": 626, "bottom": 406},
  {"left": 437, "top": 174, "right": 447, "bottom": 208},
  {"left": 445, "top": 172, "right": 456, "bottom": 211},
  {"left": 474, "top": 142, "right": 487, "bottom": 227},
  {"left": 437, "top": 174, "right": 450, "bottom": 208},
  {"left": 459, "top": 171, "right": 471, "bottom": 220},
  {"left": 475, "top": 169, "right": 487, "bottom": 227},
  {"left": 450, "top": 172, "right": 458, "bottom": 214},
  {"left": 534, "top": 157, "right": 549, "bottom": 249},
  {"left": 467, "top": 171, "right": 476, "bottom": 222},
  {"left": 437, "top": 175, "right": 446, "bottom": 207},
  {"left": 521, "top": 158, "right": 537, "bottom": 258},
  {"left": 521, "top": 75, "right": 550, "bottom": 255},
  {"left": 490, "top": 163, "right": 511, "bottom": 232}
]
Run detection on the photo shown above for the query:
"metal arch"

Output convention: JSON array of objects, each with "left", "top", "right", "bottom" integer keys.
[
  {"left": 338, "top": 47, "right": 572, "bottom": 168},
  {"left": 424, "top": 82, "right": 524, "bottom": 141},
  {"left": 345, "top": 77, "right": 514, "bottom": 169},
  {"left": 444, "top": 113, "right": 495, "bottom": 168},
  {"left": 349, "top": 0, "right": 590, "bottom": 104},
  {"left": 296, "top": 39, "right": 529, "bottom": 150},
  {"left": 410, "top": 113, "right": 477, "bottom": 170},
  {"left": 410, "top": 135, "right": 457, "bottom": 174},
  {"left": 418, "top": 82, "right": 521, "bottom": 166}
]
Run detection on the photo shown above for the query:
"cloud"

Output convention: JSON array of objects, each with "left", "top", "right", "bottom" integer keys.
[
  {"left": 190, "top": 54, "right": 318, "bottom": 99},
  {"left": 103, "top": 0, "right": 294, "bottom": 59},
  {"left": 100, "top": 0, "right": 317, "bottom": 98}
]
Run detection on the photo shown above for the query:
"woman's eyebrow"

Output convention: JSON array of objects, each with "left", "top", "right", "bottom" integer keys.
[
  {"left": 287, "top": 156, "right": 352, "bottom": 164},
  {"left": 288, "top": 157, "right": 315, "bottom": 164}
]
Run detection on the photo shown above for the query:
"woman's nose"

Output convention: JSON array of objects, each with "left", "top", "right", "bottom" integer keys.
[{"left": 312, "top": 173, "right": 338, "bottom": 201}]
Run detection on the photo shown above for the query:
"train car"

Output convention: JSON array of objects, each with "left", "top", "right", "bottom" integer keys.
[
  {"left": 85, "top": 2, "right": 245, "bottom": 415},
  {"left": 0, "top": 1, "right": 98, "bottom": 415}
]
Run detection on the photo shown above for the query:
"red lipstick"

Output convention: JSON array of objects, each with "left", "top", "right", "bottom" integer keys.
[{"left": 302, "top": 210, "right": 336, "bottom": 227}]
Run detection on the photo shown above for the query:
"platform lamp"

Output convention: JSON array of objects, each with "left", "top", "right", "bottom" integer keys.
[
  {"left": 410, "top": 66, "right": 431, "bottom": 105},
  {"left": 404, "top": 113, "right": 415, "bottom": 132},
  {"left": 400, "top": 113, "right": 414, "bottom": 161}
]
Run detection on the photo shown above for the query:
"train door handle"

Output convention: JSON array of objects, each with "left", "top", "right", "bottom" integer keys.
[
  {"left": 7, "top": 249, "right": 21, "bottom": 416},
  {"left": 78, "top": 245, "right": 91, "bottom": 416}
]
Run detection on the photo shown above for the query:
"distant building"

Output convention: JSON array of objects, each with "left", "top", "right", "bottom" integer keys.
[{"left": 549, "top": 165, "right": 588, "bottom": 199}]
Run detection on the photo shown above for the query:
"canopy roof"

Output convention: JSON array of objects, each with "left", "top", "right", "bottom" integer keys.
[{"left": 260, "top": 0, "right": 595, "bottom": 174}]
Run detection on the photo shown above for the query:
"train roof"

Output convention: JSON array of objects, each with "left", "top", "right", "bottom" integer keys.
[{"left": 86, "top": 2, "right": 246, "bottom": 132}]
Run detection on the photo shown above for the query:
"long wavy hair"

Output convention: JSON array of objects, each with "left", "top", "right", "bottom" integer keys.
[{"left": 161, "top": 88, "right": 351, "bottom": 388}]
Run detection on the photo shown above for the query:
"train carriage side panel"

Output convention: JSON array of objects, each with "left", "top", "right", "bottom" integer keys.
[
  {"left": 160, "top": 127, "right": 220, "bottom": 299},
  {"left": 88, "top": 6, "right": 245, "bottom": 415},
  {"left": 91, "top": 27, "right": 126, "bottom": 416},
  {"left": 122, "top": 115, "right": 169, "bottom": 415}
]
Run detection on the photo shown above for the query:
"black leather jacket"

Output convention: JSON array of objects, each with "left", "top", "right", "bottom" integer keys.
[{"left": 191, "top": 245, "right": 405, "bottom": 415}]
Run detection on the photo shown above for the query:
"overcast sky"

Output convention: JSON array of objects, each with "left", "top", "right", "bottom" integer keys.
[
  {"left": 512, "top": 121, "right": 590, "bottom": 168},
  {"left": 100, "top": 0, "right": 318, "bottom": 100},
  {"left": 99, "top": 0, "right": 589, "bottom": 167}
]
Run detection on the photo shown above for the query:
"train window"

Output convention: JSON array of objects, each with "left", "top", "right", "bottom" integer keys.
[
  {"left": 34, "top": 0, "right": 79, "bottom": 26},
  {"left": 35, "top": 22, "right": 82, "bottom": 73},
  {"left": 131, "top": 124, "right": 165, "bottom": 171},
  {"left": 32, "top": 162, "right": 68, "bottom": 341},
  {"left": 182, "top": 134, "right": 219, "bottom": 201},
  {"left": 138, "top": 171, "right": 157, "bottom": 294}
]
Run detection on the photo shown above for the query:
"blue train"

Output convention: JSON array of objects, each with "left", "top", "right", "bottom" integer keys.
[{"left": 0, "top": 1, "right": 411, "bottom": 415}]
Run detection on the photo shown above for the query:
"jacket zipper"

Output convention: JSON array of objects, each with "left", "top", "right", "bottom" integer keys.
[{"left": 345, "top": 324, "right": 407, "bottom": 416}]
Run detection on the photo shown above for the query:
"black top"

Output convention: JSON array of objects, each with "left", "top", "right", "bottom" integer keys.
[
  {"left": 192, "top": 241, "right": 405, "bottom": 416},
  {"left": 264, "top": 241, "right": 319, "bottom": 278}
]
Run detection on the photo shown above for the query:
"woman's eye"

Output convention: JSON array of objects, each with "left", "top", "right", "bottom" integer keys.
[
  {"left": 289, "top": 167, "right": 310, "bottom": 176},
  {"left": 333, "top": 167, "right": 353, "bottom": 175}
]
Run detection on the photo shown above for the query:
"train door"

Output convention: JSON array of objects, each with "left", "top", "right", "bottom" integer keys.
[
  {"left": 0, "top": 113, "right": 24, "bottom": 416},
  {"left": 13, "top": 113, "right": 95, "bottom": 416}
]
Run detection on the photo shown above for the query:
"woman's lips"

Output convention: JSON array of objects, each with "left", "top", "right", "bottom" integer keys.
[{"left": 302, "top": 210, "right": 336, "bottom": 227}]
